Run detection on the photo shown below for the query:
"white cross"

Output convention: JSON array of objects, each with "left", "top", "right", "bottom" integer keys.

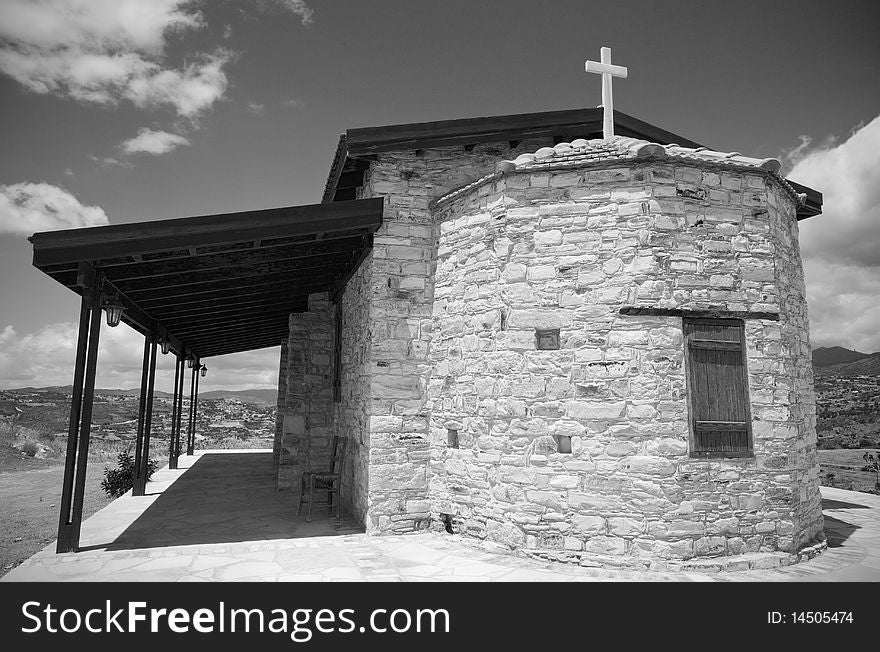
[{"left": 585, "top": 46, "right": 628, "bottom": 139}]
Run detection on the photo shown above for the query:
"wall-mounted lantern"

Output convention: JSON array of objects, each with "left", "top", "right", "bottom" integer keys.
[
  {"left": 200, "top": 364, "right": 207, "bottom": 378},
  {"left": 159, "top": 333, "right": 171, "bottom": 355},
  {"left": 187, "top": 354, "right": 196, "bottom": 369}
]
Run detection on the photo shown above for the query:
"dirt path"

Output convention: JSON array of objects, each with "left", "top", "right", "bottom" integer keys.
[{"left": 0, "top": 463, "right": 112, "bottom": 578}]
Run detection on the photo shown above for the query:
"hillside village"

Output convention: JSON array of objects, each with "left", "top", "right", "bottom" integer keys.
[{"left": 0, "top": 387, "right": 276, "bottom": 454}]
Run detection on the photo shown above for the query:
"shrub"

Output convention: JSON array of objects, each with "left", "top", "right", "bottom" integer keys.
[
  {"left": 20, "top": 440, "right": 39, "bottom": 457},
  {"left": 862, "top": 451, "right": 880, "bottom": 489},
  {"left": 101, "top": 451, "right": 159, "bottom": 498}
]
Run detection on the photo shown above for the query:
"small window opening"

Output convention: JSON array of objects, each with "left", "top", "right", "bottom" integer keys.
[
  {"left": 536, "top": 329, "right": 560, "bottom": 350},
  {"left": 555, "top": 435, "right": 572, "bottom": 454},
  {"left": 447, "top": 429, "right": 459, "bottom": 449}
]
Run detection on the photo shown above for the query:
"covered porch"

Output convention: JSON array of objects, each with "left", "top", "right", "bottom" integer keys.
[{"left": 28, "top": 199, "right": 383, "bottom": 553}]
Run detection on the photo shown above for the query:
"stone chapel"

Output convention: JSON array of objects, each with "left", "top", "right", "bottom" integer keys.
[{"left": 272, "top": 106, "right": 825, "bottom": 570}]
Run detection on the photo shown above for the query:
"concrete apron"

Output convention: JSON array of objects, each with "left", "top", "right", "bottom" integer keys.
[{"left": 4, "top": 449, "right": 879, "bottom": 582}]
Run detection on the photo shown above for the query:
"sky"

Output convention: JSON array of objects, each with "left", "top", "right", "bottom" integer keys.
[{"left": 0, "top": 0, "right": 878, "bottom": 392}]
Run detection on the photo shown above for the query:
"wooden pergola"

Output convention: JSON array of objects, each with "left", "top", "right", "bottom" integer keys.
[{"left": 29, "top": 198, "right": 383, "bottom": 553}]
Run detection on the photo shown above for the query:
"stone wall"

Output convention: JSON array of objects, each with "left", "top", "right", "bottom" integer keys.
[
  {"left": 426, "top": 159, "right": 823, "bottom": 568},
  {"left": 277, "top": 293, "right": 335, "bottom": 493},
  {"left": 356, "top": 139, "right": 553, "bottom": 533},
  {"left": 766, "top": 183, "right": 823, "bottom": 547},
  {"left": 333, "top": 259, "right": 373, "bottom": 524},
  {"left": 272, "top": 340, "right": 288, "bottom": 474}
]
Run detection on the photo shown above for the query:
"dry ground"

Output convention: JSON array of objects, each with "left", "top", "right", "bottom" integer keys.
[
  {"left": 0, "top": 443, "right": 113, "bottom": 578},
  {"left": 818, "top": 447, "right": 880, "bottom": 494}
]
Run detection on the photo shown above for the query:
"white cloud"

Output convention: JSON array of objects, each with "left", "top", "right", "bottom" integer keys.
[
  {"left": 246, "top": 101, "right": 265, "bottom": 115},
  {"left": 88, "top": 154, "right": 132, "bottom": 168},
  {"left": 789, "top": 114, "right": 880, "bottom": 353},
  {"left": 276, "top": 0, "right": 314, "bottom": 26},
  {"left": 281, "top": 98, "right": 305, "bottom": 110},
  {"left": 0, "top": 322, "right": 280, "bottom": 391},
  {"left": 0, "top": 0, "right": 229, "bottom": 118},
  {"left": 0, "top": 182, "right": 109, "bottom": 236},
  {"left": 120, "top": 128, "right": 190, "bottom": 155}
]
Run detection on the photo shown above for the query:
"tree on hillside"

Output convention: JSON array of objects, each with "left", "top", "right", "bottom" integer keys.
[{"left": 863, "top": 451, "right": 880, "bottom": 490}]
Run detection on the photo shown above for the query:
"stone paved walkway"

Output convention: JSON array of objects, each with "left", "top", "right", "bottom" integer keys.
[{"left": 3, "top": 449, "right": 879, "bottom": 582}]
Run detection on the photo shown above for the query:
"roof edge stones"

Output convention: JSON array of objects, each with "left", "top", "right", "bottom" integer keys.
[
  {"left": 497, "top": 136, "right": 783, "bottom": 174},
  {"left": 434, "top": 136, "right": 802, "bottom": 210}
]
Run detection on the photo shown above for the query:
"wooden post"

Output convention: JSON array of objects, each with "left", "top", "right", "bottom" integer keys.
[
  {"left": 56, "top": 295, "right": 91, "bottom": 553},
  {"left": 175, "top": 356, "right": 185, "bottom": 460},
  {"left": 133, "top": 338, "right": 157, "bottom": 495},
  {"left": 186, "top": 364, "right": 196, "bottom": 455},
  {"left": 192, "top": 367, "right": 201, "bottom": 454},
  {"left": 169, "top": 355, "right": 182, "bottom": 469},
  {"left": 131, "top": 336, "right": 150, "bottom": 497},
  {"left": 56, "top": 277, "right": 103, "bottom": 553}
]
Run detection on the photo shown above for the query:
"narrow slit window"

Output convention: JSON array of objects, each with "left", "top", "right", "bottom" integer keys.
[
  {"left": 447, "top": 429, "right": 459, "bottom": 449},
  {"left": 684, "top": 317, "right": 753, "bottom": 458},
  {"left": 333, "top": 301, "right": 342, "bottom": 402}
]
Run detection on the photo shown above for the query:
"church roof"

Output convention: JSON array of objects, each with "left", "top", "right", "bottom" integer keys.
[
  {"left": 434, "top": 136, "right": 821, "bottom": 219},
  {"left": 323, "top": 108, "right": 822, "bottom": 219},
  {"left": 322, "top": 108, "right": 702, "bottom": 203},
  {"left": 496, "top": 136, "right": 784, "bottom": 173}
]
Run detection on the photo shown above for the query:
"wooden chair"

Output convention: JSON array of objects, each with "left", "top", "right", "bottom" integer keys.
[{"left": 297, "top": 436, "right": 347, "bottom": 521}]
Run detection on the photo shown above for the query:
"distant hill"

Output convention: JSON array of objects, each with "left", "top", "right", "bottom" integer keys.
[
  {"left": 2, "top": 386, "right": 275, "bottom": 405},
  {"left": 814, "top": 353, "right": 880, "bottom": 378},
  {"left": 812, "top": 346, "right": 873, "bottom": 367},
  {"left": 200, "top": 389, "right": 277, "bottom": 406},
  {"left": 4, "top": 386, "right": 172, "bottom": 398}
]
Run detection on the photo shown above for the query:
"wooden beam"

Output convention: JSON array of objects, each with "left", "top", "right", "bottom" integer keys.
[
  {"left": 122, "top": 271, "right": 332, "bottom": 302},
  {"left": 330, "top": 236, "right": 374, "bottom": 302},
  {"left": 30, "top": 198, "right": 384, "bottom": 267},
  {"left": 175, "top": 325, "right": 290, "bottom": 346},
  {"left": 188, "top": 334, "right": 290, "bottom": 359},
  {"left": 197, "top": 336, "right": 287, "bottom": 358},
  {"left": 131, "top": 279, "right": 329, "bottom": 308},
  {"left": 113, "top": 254, "right": 352, "bottom": 294},
  {"left": 102, "top": 237, "right": 366, "bottom": 281},
  {"left": 152, "top": 295, "right": 308, "bottom": 321},
  {"left": 198, "top": 331, "right": 288, "bottom": 349},
  {"left": 618, "top": 306, "right": 780, "bottom": 321},
  {"left": 172, "top": 318, "right": 290, "bottom": 339},
  {"left": 135, "top": 278, "right": 318, "bottom": 309},
  {"left": 161, "top": 306, "right": 297, "bottom": 331}
]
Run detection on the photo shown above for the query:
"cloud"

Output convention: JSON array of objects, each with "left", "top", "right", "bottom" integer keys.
[
  {"left": 88, "top": 154, "right": 132, "bottom": 168},
  {"left": 275, "top": 1, "right": 314, "bottom": 26},
  {"left": 788, "top": 114, "right": 880, "bottom": 353},
  {"left": 0, "top": 322, "right": 280, "bottom": 391},
  {"left": 246, "top": 101, "right": 265, "bottom": 115},
  {"left": 0, "top": 0, "right": 229, "bottom": 118},
  {"left": 120, "top": 128, "right": 190, "bottom": 155},
  {"left": 0, "top": 182, "right": 109, "bottom": 236},
  {"left": 281, "top": 98, "right": 305, "bottom": 110}
]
